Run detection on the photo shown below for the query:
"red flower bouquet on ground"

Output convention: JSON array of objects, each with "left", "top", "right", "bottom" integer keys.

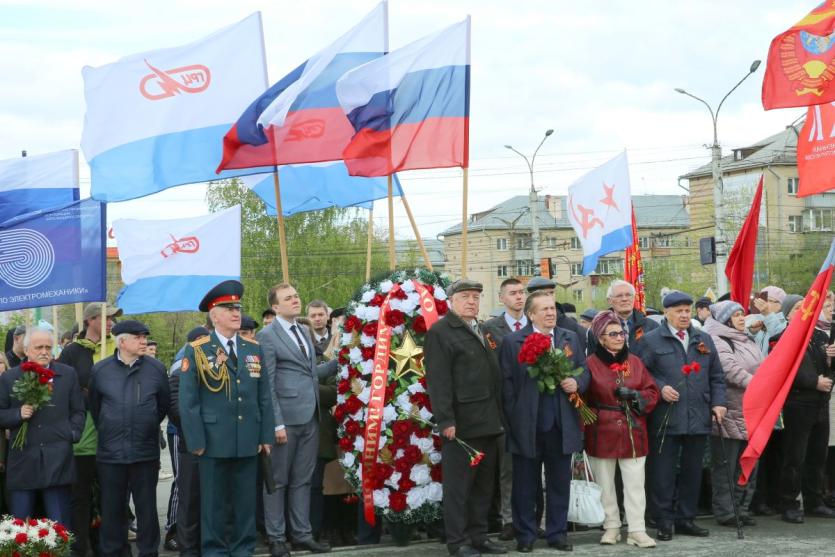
[
  {"left": 0, "top": 515, "right": 74, "bottom": 556},
  {"left": 518, "top": 333, "right": 596, "bottom": 424},
  {"left": 11, "top": 362, "right": 55, "bottom": 450}
]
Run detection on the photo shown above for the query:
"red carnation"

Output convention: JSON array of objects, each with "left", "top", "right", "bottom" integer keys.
[
  {"left": 348, "top": 366, "right": 362, "bottom": 379},
  {"left": 412, "top": 315, "right": 428, "bottom": 334},
  {"left": 413, "top": 425, "right": 432, "bottom": 438},
  {"left": 392, "top": 288, "right": 408, "bottom": 300},
  {"left": 37, "top": 528, "right": 48, "bottom": 538},
  {"left": 12, "top": 519, "right": 23, "bottom": 526},
  {"left": 692, "top": 361, "right": 702, "bottom": 373},
  {"left": 395, "top": 458, "right": 412, "bottom": 474},
  {"left": 389, "top": 491, "right": 407, "bottom": 512},
  {"left": 392, "top": 435, "right": 409, "bottom": 450},
  {"left": 392, "top": 420, "right": 412, "bottom": 437},
  {"left": 38, "top": 375, "right": 49, "bottom": 385},
  {"left": 404, "top": 446, "right": 422, "bottom": 464},
  {"left": 411, "top": 392, "right": 430, "bottom": 407},
  {"left": 361, "top": 346, "right": 375, "bottom": 361},
  {"left": 424, "top": 284, "right": 435, "bottom": 295},
  {"left": 39, "top": 553, "right": 50, "bottom": 557},
  {"left": 433, "top": 436, "right": 443, "bottom": 450},
  {"left": 682, "top": 364, "right": 692, "bottom": 375},
  {"left": 374, "top": 463, "right": 394, "bottom": 481},
  {"left": 435, "top": 299, "right": 449, "bottom": 315},
  {"left": 362, "top": 322, "right": 378, "bottom": 337},
  {"left": 369, "top": 293, "right": 385, "bottom": 307},
  {"left": 398, "top": 476, "right": 416, "bottom": 492},
  {"left": 333, "top": 405, "right": 346, "bottom": 421},
  {"left": 344, "top": 420, "right": 361, "bottom": 437},
  {"left": 385, "top": 382, "right": 397, "bottom": 402},
  {"left": 385, "top": 309, "right": 406, "bottom": 327},
  {"left": 14, "top": 533, "right": 27, "bottom": 544},
  {"left": 337, "top": 380, "right": 351, "bottom": 395},
  {"left": 338, "top": 437, "right": 354, "bottom": 451},
  {"left": 430, "top": 465, "right": 443, "bottom": 482},
  {"left": 337, "top": 347, "right": 350, "bottom": 365},
  {"left": 344, "top": 315, "right": 362, "bottom": 333},
  {"left": 28, "top": 519, "right": 37, "bottom": 527},
  {"left": 345, "top": 396, "right": 362, "bottom": 415}
]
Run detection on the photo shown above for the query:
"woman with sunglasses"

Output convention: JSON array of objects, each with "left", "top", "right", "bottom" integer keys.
[{"left": 583, "top": 310, "right": 660, "bottom": 548}]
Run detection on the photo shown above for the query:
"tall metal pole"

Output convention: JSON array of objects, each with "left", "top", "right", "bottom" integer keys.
[
  {"left": 506, "top": 129, "right": 553, "bottom": 277},
  {"left": 675, "top": 59, "right": 760, "bottom": 295}
]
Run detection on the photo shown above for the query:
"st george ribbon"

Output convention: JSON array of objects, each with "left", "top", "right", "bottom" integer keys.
[{"left": 362, "top": 281, "right": 439, "bottom": 525}]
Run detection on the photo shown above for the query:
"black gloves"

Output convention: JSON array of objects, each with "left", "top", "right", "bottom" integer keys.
[
  {"left": 631, "top": 395, "right": 647, "bottom": 416},
  {"left": 614, "top": 387, "right": 639, "bottom": 401}
]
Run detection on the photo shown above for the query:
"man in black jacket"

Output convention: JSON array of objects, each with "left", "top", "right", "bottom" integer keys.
[
  {"left": 89, "top": 320, "right": 170, "bottom": 557},
  {"left": 586, "top": 280, "right": 658, "bottom": 353},
  {"left": 425, "top": 279, "right": 507, "bottom": 557},
  {"left": 0, "top": 328, "right": 85, "bottom": 524},
  {"left": 774, "top": 295, "right": 835, "bottom": 523}
]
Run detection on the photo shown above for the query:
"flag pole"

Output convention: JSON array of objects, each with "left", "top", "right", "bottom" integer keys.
[
  {"left": 272, "top": 170, "right": 291, "bottom": 283},
  {"left": 100, "top": 302, "right": 107, "bottom": 361},
  {"left": 400, "top": 194, "right": 433, "bottom": 272},
  {"left": 461, "top": 168, "right": 469, "bottom": 278},
  {"left": 387, "top": 175, "right": 396, "bottom": 271},
  {"left": 365, "top": 207, "right": 374, "bottom": 281},
  {"left": 74, "top": 303, "right": 83, "bottom": 334},
  {"left": 52, "top": 305, "right": 59, "bottom": 347}
]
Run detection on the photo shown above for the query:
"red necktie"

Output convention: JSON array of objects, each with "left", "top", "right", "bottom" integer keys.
[
  {"left": 514, "top": 321, "right": 521, "bottom": 331},
  {"left": 676, "top": 330, "right": 685, "bottom": 341}
]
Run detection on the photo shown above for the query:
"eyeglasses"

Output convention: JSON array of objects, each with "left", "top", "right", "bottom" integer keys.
[{"left": 604, "top": 331, "right": 627, "bottom": 338}]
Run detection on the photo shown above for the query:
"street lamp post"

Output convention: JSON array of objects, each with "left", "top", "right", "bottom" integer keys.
[
  {"left": 675, "top": 59, "right": 761, "bottom": 295},
  {"left": 505, "top": 129, "right": 554, "bottom": 276}
]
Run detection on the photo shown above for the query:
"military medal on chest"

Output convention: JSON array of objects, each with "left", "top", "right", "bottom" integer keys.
[{"left": 245, "top": 354, "right": 261, "bottom": 377}]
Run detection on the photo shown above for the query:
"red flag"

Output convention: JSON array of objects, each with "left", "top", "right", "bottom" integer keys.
[
  {"left": 623, "top": 208, "right": 646, "bottom": 312},
  {"left": 738, "top": 239, "right": 835, "bottom": 485},
  {"left": 725, "top": 176, "right": 763, "bottom": 307},
  {"left": 797, "top": 102, "right": 835, "bottom": 196},
  {"left": 762, "top": 2, "right": 835, "bottom": 110}
]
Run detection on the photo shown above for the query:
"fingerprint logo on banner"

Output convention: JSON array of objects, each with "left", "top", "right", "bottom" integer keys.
[{"left": 0, "top": 229, "right": 55, "bottom": 289}]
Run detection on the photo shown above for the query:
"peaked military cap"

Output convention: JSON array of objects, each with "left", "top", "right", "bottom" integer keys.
[
  {"left": 199, "top": 280, "right": 244, "bottom": 312},
  {"left": 526, "top": 276, "right": 556, "bottom": 293}
]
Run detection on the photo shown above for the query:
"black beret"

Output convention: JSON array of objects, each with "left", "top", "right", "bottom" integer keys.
[
  {"left": 198, "top": 280, "right": 244, "bottom": 312},
  {"left": 111, "top": 320, "right": 150, "bottom": 336},
  {"left": 186, "top": 327, "right": 210, "bottom": 342},
  {"left": 526, "top": 276, "right": 556, "bottom": 293},
  {"left": 663, "top": 291, "right": 694, "bottom": 308},
  {"left": 240, "top": 316, "right": 258, "bottom": 331}
]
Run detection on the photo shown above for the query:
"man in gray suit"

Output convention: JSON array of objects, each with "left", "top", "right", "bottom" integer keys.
[{"left": 257, "top": 283, "right": 338, "bottom": 557}]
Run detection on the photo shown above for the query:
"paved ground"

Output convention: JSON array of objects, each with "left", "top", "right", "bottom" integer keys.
[{"left": 151, "top": 445, "right": 835, "bottom": 557}]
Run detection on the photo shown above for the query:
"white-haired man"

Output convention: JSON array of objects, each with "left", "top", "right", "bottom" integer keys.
[{"left": 587, "top": 280, "right": 658, "bottom": 353}]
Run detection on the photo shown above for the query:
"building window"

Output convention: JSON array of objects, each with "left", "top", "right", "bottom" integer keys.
[
  {"left": 595, "top": 259, "right": 621, "bottom": 275},
  {"left": 497, "top": 265, "right": 508, "bottom": 277},
  {"left": 572, "top": 289, "right": 584, "bottom": 302},
  {"left": 638, "top": 237, "right": 650, "bottom": 250},
  {"left": 516, "top": 259, "right": 534, "bottom": 276},
  {"left": 570, "top": 263, "right": 583, "bottom": 276},
  {"left": 570, "top": 236, "right": 581, "bottom": 250},
  {"left": 788, "top": 177, "right": 799, "bottom": 195},
  {"left": 516, "top": 235, "right": 531, "bottom": 250},
  {"left": 496, "top": 238, "right": 508, "bottom": 251},
  {"left": 805, "top": 208, "right": 835, "bottom": 231},
  {"left": 545, "top": 237, "right": 558, "bottom": 249},
  {"left": 653, "top": 236, "right": 671, "bottom": 248},
  {"left": 788, "top": 215, "right": 803, "bottom": 233}
]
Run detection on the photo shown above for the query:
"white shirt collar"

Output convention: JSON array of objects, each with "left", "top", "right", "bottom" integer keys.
[
  {"left": 667, "top": 323, "right": 688, "bottom": 345},
  {"left": 504, "top": 312, "right": 528, "bottom": 330},
  {"left": 275, "top": 315, "right": 298, "bottom": 335},
  {"left": 533, "top": 326, "right": 555, "bottom": 337},
  {"left": 214, "top": 330, "right": 237, "bottom": 354}
]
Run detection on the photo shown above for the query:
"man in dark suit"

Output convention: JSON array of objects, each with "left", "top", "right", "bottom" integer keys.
[
  {"left": 586, "top": 280, "right": 658, "bottom": 354},
  {"left": 179, "top": 280, "right": 275, "bottom": 557},
  {"left": 306, "top": 300, "right": 331, "bottom": 358},
  {"left": 425, "top": 279, "right": 507, "bottom": 557},
  {"left": 635, "top": 291, "right": 727, "bottom": 541},
  {"left": 526, "top": 277, "right": 586, "bottom": 354},
  {"left": 499, "top": 290, "right": 590, "bottom": 552},
  {"left": 258, "top": 283, "right": 337, "bottom": 557},
  {"left": 0, "top": 328, "right": 85, "bottom": 524},
  {"left": 482, "top": 277, "right": 527, "bottom": 540}
]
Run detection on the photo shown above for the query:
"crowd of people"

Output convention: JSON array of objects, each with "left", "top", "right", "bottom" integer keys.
[{"left": 0, "top": 274, "right": 834, "bottom": 557}]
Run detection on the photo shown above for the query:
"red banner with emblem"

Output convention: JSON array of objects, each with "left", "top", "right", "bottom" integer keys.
[
  {"left": 763, "top": 2, "right": 835, "bottom": 110},
  {"left": 361, "top": 281, "right": 439, "bottom": 525},
  {"left": 623, "top": 208, "right": 645, "bottom": 312},
  {"left": 798, "top": 101, "right": 835, "bottom": 197}
]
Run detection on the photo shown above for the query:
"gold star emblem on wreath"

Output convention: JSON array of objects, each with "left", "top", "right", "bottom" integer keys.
[{"left": 390, "top": 331, "right": 425, "bottom": 380}]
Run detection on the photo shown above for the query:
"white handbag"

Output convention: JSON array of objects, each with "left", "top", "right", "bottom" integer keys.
[{"left": 567, "top": 451, "right": 605, "bottom": 526}]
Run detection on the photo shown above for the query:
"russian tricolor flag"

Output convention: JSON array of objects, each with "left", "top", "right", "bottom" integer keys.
[
  {"left": 336, "top": 17, "right": 470, "bottom": 177},
  {"left": 216, "top": 3, "right": 387, "bottom": 172}
]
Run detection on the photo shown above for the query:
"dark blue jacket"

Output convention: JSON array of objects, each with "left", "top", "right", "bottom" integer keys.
[
  {"left": 89, "top": 353, "right": 170, "bottom": 464},
  {"left": 635, "top": 320, "right": 726, "bottom": 436},
  {"left": 499, "top": 324, "right": 590, "bottom": 458}
]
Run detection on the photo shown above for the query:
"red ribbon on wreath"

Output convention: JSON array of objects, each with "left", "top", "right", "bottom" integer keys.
[{"left": 360, "top": 281, "right": 440, "bottom": 525}]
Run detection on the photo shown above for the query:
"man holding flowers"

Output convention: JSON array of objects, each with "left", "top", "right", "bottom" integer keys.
[
  {"left": 0, "top": 328, "right": 84, "bottom": 525},
  {"left": 498, "top": 290, "right": 590, "bottom": 553},
  {"left": 634, "top": 291, "right": 726, "bottom": 542}
]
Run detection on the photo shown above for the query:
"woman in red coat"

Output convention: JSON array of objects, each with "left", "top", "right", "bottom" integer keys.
[{"left": 584, "top": 310, "right": 660, "bottom": 548}]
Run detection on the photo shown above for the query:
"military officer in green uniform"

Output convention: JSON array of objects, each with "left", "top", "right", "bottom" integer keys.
[{"left": 179, "top": 280, "right": 275, "bottom": 557}]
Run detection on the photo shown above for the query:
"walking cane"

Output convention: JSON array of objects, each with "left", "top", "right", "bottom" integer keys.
[{"left": 715, "top": 417, "right": 744, "bottom": 540}]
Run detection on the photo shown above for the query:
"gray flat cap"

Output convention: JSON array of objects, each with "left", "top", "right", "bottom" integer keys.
[
  {"left": 526, "top": 276, "right": 556, "bottom": 293},
  {"left": 446, "top": 279, "right": 483, "bottom": 297}
]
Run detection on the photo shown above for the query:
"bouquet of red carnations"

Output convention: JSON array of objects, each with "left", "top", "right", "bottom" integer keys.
[
  {"left": 518, "top": 333, "right": 596, "bottom": 424},
  {"left": 10, "top": 362, "right": 55, "bottom": 450}
]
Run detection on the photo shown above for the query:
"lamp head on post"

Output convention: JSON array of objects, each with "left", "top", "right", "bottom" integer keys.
[{"left": 750, "top": 60, "right": 761, "bottom": 73}]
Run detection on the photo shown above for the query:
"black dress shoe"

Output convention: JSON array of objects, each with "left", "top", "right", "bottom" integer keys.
[
  {"left": 675, "top": 520, "right": 709, "bottom": 537},
  {"left": 451, "top": 545, "right": 481, "bottom": 557},
  {"left": 474, "top": 540, "right": 508, "bottom": 554},
  {"left": 293, "top": 539, "right": 331, "bottom": 553},
  {"left": 498, "top": 523, "right": 515, "bottom": 541},
  {"left": 751, "top": 504, "right": 776, "bottom": 516},
  {"left": 547, "top": 538, "right": 572, "bottom": 552},
  {"left": 655, "top": 528, "right": 673, "bottom": 541},
  {"left": 269, "top": 542, "right": 290, "bottom": 557},
  {"left": 782, "top": 509, "right": 804, "bottom": 523},
  {"left": 515, "top": 542, "right": 533, "bottom": 553},
  {"left": 807, "top": 505, "right": 835, "bottom": 518},
  {"left": 716, "top": 517, "right": 738, "bottom": 527}
]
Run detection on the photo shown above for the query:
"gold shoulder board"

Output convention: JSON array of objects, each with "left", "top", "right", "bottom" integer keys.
[{"left": 190, "top": 336, "right": 211, "bottom": 348}]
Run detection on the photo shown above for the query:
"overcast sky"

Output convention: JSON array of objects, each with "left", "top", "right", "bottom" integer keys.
[{"left": 0, "top": 0, "right": 810, "bottom": 240}]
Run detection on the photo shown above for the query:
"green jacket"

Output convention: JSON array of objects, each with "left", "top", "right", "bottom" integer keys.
[{"left": 179, "top": 332, "right": 275, "bottom": 458}]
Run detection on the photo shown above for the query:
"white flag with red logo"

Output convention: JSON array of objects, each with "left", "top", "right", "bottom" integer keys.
[
  {"left": 81, "top": 13, "right": 269, "bottom": 202},
  {"left": 112, "top": 206, "right": 241, "bottom": 313},
  {"left": 567, "top": 151, "right": 633, "bottom": 275}
]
